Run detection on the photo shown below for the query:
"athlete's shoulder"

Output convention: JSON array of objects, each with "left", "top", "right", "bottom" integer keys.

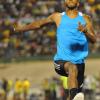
[
  {"left": 48, "top": 12, "right": 62, "bottom": 23},
  {"left": 78, "top": 12, "right": 90, "bottom": 18},
  {"left": 78, "top": 12, "right": 91, "bottom": 23}
]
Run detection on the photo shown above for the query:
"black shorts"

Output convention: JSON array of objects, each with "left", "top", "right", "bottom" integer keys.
[{"left": 54, "top": 60, "right": 85, "bottom": 88}]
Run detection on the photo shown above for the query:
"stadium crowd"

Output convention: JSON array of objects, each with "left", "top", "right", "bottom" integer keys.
[
  {"left": 0, "top": 0, "right": 100, "bottom": 60},
  {"left": 0, "top": 75, "right": 100, "bottom": 100}
]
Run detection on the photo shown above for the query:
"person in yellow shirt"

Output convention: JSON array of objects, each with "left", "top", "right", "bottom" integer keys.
[
  {"left": 7, "top": 79, "right": 13, "bottom": 92},
  {"left": 14, "top": 79, "right": 23, "bottom": 100},
  {"left": 22, "top": 79, "right": 30, "bottom": 100}
]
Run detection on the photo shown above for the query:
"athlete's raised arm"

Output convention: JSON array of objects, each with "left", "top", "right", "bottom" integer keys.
[
  {"left": 14, "top": 15, "right": 53, "bottom": 32},
  {"left": 78, "top": 15, "right": 96, "bottom": 43},
  {"left": 14, "top": 12, "right": 61, "bottom": 32}
]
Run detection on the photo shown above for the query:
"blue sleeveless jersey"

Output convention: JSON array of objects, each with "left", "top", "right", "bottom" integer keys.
[{"left": 54, "top": 12, "right": 88, "bottom": 64}]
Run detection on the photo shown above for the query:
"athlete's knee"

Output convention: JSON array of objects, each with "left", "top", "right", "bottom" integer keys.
[{"left": 64, "top": 62, "right": 71, "bottom": 72}]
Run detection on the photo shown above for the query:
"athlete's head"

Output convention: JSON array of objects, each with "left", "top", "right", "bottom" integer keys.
[{"left": 65, "top": 0, "right": 79, "bottom": 10}]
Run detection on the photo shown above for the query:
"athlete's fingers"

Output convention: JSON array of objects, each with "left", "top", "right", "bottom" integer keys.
[
  {"left": 81, "top": 27, "right": 86, "bottom": 32},
  {"left": 78, "top": 22, "right": 85, "bottom": 27},
  {"left": 78, "top": 22, "right": 83, "bottom": 30},
  {"left": 78, "top": 22, "right": 87, "bottom": 32},
  {"left": 78, "top": 22, "right": 86, "bottom": 27},
  {"left": 9, "top": 24, "right": 18, "bottom": 36},
  {"left": 78, "top": 25, "right": 87, "bottom": 33},
  {"left": 13, "top": 24, "right": 16, "bottom": 31}
]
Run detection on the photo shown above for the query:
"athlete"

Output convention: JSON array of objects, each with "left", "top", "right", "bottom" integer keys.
[{"left": 13, "top": 0, "right": 96, "bottom": 99}]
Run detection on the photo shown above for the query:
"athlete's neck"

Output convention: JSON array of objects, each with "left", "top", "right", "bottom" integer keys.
[{"left": 66, "top": 9, "right": 78, "bottom": 19}]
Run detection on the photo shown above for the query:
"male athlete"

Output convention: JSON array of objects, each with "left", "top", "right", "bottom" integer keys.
[{"left": 13, "top": 0, "right": 96, "bottom": 99}]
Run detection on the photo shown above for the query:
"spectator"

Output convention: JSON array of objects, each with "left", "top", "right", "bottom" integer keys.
[
  {"left": 22, "top": 78, "right": 30, "bottom": 100},
  {"left": 14, "top": 79, "right": 23, "bottom": 100}
]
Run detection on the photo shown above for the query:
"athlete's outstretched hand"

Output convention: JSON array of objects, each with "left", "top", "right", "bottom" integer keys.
[
  {"left": 10, "top": 24, "right": 22, "bottom": 35},
  {"left": 9, "top": 25, "right": 16, "bottom": 34},
  {"left": 78, "top": 22, "right": 87, "bottom": 33}
]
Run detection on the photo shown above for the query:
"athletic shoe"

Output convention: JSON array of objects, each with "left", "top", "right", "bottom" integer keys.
[{"left": 73, "top": 92, "right": 84, "bottom": 100}]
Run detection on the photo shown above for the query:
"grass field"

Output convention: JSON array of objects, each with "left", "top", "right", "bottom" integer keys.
[{"left": 0, "top": 59, "right": 100, "bottom": 85}]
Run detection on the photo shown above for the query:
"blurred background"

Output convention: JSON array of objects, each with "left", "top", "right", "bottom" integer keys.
[{"left": 0, "top": 0, "right": 100, "bottom": 100}]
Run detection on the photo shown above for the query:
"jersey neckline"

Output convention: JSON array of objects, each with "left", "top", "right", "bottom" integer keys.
[{"left": 64, "top": 11, "right": 80, "bottom": 20}]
